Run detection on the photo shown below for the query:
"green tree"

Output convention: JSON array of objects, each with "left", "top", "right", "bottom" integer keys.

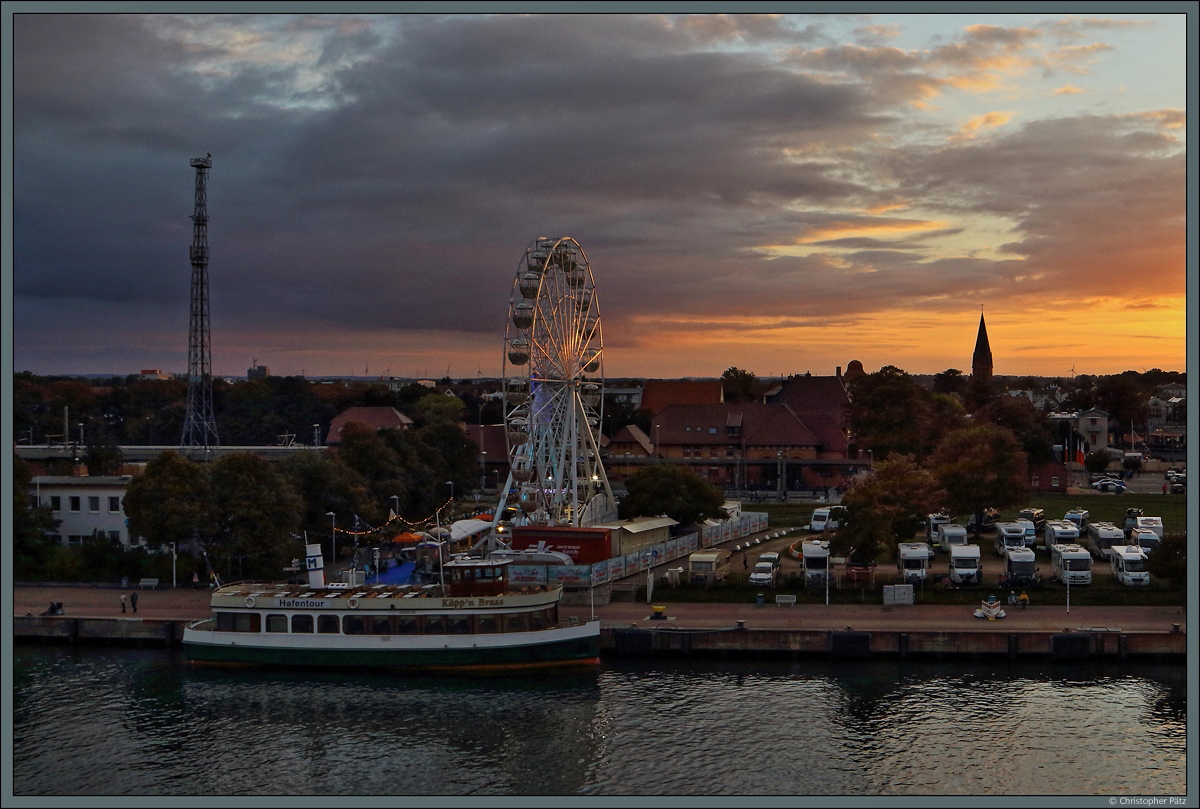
[
  {"left": 1084, "top": 450, "right": 1112, "bottom": 477},
  {"left": 929, "top": 425, "right": 1030, "bottom": 537},
  {"left": 277, "top": 451, "right": 375, "bottom": 541},
  {"left": 415, "top": 393, "right": 466, "bottom": 426},
  {"left": 721, "top": 367, "right": 761, "bottom": 403},
  {"left": 974, "top": 395, "right": 1054, "bottom": 465},
  {"left": 932, "top": 368, "right": 968, "bottom": 397},
  {"left": 1147, "top": 533, "right": 1186, "bottom": 589},
  {"left": 123, "top": 451, "right": 214, "bottom": 550},
  {"left": 1095, "top": 374, "right": 1149, "bottom": 447},
  {"left": 13, "top": 454, "right": 60, "bottom": 579},
  {"left": 618, "top": 465, "right": 726, "bottom": 527},
  {"left": 835, "top": 454, "right": 946, "bottom": 563},
  {"left": 846, "top": 366, "right": 935, "bottom": 459},
  {"left": 208, "top": 453, "right": 303, "bottom": 579}
]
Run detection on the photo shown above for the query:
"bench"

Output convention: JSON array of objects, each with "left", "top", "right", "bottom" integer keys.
[
  {"left": 139, "top": 578, "right": 159, "bottom": 590},
  {"left": 775, "top": 594, "right": 797, "bottom": 606}
]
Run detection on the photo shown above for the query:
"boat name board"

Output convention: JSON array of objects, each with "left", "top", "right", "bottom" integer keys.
[
  {"left": 441, "top": 597, "right": 505, "bottom": 609},
  {"left": 277, "top": 598, "right": 327, "bottom": 608}
]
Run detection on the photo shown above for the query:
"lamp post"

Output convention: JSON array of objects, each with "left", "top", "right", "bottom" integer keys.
[
  {"left": 479, "top": 451, "right": 487, "bottom": 492},
  {"left": 326, "top": 512, "right": 336, "bottom": 568},
  {"left": 389, "top": 495, "right": 400, "bottom": 518},
  {"left": 446, "top": 480, "right": 454, "bottom": 500},
  {"left": 170, "top": 542, "right": 177, "bottom": 589},
  {"left": 313, "top": 423, "right": 321, "bottom": 447}
]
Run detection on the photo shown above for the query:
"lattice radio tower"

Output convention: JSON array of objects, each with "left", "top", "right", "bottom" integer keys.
[{"left": 181, "top": 154, "right": 220, "bottom": 452}]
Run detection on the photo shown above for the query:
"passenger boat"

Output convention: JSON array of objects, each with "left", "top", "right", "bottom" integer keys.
[{"left": 182, "top": 544, "right": 600, "bottom": 672}]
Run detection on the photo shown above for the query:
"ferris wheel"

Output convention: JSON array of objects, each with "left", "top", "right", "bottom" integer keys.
[{"left": 498, "top": 236, "right": 616, "bottom": 528}]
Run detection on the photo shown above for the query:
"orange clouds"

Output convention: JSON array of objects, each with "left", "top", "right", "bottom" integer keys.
[{"left": 949, "top": 111, "right": 1013, "bottom": 141}]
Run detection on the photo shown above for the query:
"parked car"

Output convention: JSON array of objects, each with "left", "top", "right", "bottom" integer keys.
[
  {"left": 757, "top": 551, "right": 781, "bottom": 570},
  {"left": 749, "top": 562, "right": 778, "bottom": 587},
  {"left": 1091, "top": 478, "right": 1127, "bottom": 493},
  {"left": 966, "top": 508, "right": 1000, "bottom": 533}
]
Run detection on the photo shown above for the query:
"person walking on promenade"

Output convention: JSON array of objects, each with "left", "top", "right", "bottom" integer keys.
[
  {"left": 120, "top": 594, "right": 127, "bottom": 613},
  {"left": 130, "top": 591, "right": 138, "bottom": 613}
]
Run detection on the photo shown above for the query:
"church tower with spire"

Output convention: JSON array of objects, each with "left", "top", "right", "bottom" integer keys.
[{"left": 971, "top": 311, "right": 993, "bottom": 383}]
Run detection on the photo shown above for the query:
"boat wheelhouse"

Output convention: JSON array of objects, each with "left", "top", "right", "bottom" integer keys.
[{"left": 182, "top": 544, "right": 600, "bottom": 672}]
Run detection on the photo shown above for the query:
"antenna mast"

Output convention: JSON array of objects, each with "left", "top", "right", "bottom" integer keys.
[{"left": 181, "top": 154, "right": 220, "bottom": 453}]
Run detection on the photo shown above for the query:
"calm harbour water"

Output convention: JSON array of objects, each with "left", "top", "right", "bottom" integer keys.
[{"left": 11, "top": 645, "right": 1187, "bottom": 798}]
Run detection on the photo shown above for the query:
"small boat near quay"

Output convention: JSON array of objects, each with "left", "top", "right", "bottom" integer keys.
[{"left": 182, "top": 544, "right": 600, "bottom": 672}]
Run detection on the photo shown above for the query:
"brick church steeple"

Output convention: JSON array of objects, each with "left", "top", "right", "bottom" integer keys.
[{"left": 971, "top": 311, "right": 993, "bottom": 383}]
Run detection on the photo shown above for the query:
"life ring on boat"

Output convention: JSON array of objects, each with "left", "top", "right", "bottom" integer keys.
[
  {"left": 348, "top": 598, "right": 359, "bottom": 609},
  {"left": 244, "top": 596, "right": 255, "bottom": 608}
]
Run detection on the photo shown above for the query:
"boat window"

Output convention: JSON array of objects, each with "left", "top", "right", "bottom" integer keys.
[
  {"left": 476, "top": 615, "right": 500, "bottom": 633},
  {"left": 423, "top": 616, "right": 446, "bottom": 635},
  {"left": 396, "top": 617, "right": 419, "bottom": 635},
  {"left": 343, "top": 615, "right": 366, "bottom": 635},
  {"left": 447, "top": 616, "right": 471, "bottom": 634},
  {"left": 528, "top": 610, "right": 546, "bottom": 631},
  {"left": 266, "top": 614, "right": 288, "bottom": 633},
  {"left": 503, "top": 613, "right": 527, "bottom": 633},
  {"left": 292, "top": 614, "right": 314, "bottom": 633},
  {"left": 477, "top": 568, "right": 494, "bottom": 580},
  {"left": 216, "top": 612, "right": 261, "bottom": 633},
  {"left": 451, "top": 569, "right": 463, "bottom": 582},
  {"left": 370, "top": 616, "right": 393, "bottom": 635},
  {"left": 317, "top": 615, "right": 340, "bottom": 634}
]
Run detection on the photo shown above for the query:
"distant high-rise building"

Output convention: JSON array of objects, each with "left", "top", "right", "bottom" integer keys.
[
  {"left": 971, "top": 312, "right": 993, "bottom": 383},
  {"left": 248, "top": 364, "right": 270, "bottom": 380}
]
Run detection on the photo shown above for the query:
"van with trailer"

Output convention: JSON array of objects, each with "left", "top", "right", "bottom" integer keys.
[
  {"left": 994, "top": 523, "right": 1027, "bottom": 557},
  {"left": 687, "top": 549, "right": 731, "bottom": 587},
  {"left": 801, "top": 539, "right": 831, "bottom": 585},
  {"left": 925, "top": 513, "right": 951, "bottom": 542},
  {"left": 1043, "top": 520, "right": 1080, "bottom": 554},
  {"left": 896, "top": 542, "right": 932, "bottom": 584},
  {"left": 948, "top": 544, "right": 983, "bottom": 585},
  {"left": 1000, "top": 547, "right": 1041, "bottom": 588},
  {"left": 1063, "top": 509, "right": 1090, "bottom": 531},
  {"left": 808, "top": 506, "right": 846, "bottom": 533},
  {"left": 1109, "top": 545, "right": 1150, "bottom": 586},
  {"left": 1050, "top": 543, "right": 1092, "bottom": 585},
  {"left": 1085, "top": 522, "right": 1124, "bottom": 560},
  {"left": 935, "top": 523, "right": 969, "bottom": 553},
  {"left": 1130, "top": 528, "right": 1161, "bottom": 555},
  {"left": 1014, "top": 519, "right": 1037, "bottom": 548}
]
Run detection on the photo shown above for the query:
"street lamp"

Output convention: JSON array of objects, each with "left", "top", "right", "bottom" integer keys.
[
  {"left": 170, "top": 542, "right": 177, "bottom": 589},
  {"left": 326, "top": 511, "right": 336, "bottom": 567},
  {"left": 389, "top": 495, "right": 400, "bottom": 518},
  {"left": 446, "top": 480, "right": 454, "bottom": 500}
]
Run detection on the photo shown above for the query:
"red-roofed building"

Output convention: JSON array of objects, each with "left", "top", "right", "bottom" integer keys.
[
  {"left": 465, "top": 424, "right": 508, "bottom": 491},
  {"left": 326, "top": 407, "right": 414, "bottom": 445},
  {"left": 640, "top": 379, "right": 724, "bottom": 415}
]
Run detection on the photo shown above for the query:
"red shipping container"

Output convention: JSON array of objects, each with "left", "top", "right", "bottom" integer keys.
[{"left": 510, "top": 525, "right": 612, "bottom": 565}]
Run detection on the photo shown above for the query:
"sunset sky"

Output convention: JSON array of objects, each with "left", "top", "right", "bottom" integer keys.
[{"left": 8, "top": 11, "right": 1190, "bottom": 380}]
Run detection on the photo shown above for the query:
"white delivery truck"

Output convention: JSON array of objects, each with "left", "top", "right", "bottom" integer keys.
[
  {"left": 1085, "top": 522, "right": 1125, "bottom": 561},
  {"left": 1043, "top": 520, "right": 1080, "bottom": 554},
  {"left": 948, "top": 543, "right": 983, "bottom": 585},
  {"left": 1109, "top": 545, "right": 1150, "bottom": 586},
  {"left": 1000, "top": 547, "right": 1041, "bottom": 588},
  {"left": 809, "top": 506, "right": 846, "bottom": 533},
  {"left": 1130, "top": 528, "right": 1161, "bottom": 555},
  {"left": 1014, "top": 519, "right": 1037, "bottom": 548},
  {"left": 801, "top": 539, "right": 831, "bottom": 585},
  {"left": 896, "top": 542, "right": 932, "bottom": 584},
  {"left": 925, "top": 513, "right": 951, "bottom": 542},
  {"left": 936, "top": 523, "right": 969, "bottom": 553},
  {"left": 994, "top": 523, "right": 1027, "bottom": 557},
  {"left": 1050, "top": 543, "right": 1092, "bottom": 585}
]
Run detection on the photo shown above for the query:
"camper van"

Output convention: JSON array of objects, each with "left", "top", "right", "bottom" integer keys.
[
  {"left": 808, "top": 506, "right": 846, "bottom": 533},
  {"left": 1134, "top": 516, "right": 1164, "bottom": 540},
  {"left": 948, "top": 544, "right": 983, "bottom": 585},
  {"left": 1109, "top": 545, "right": 1150, "bottom": 586},
  {"left": 1014, "top": 519, "right": 1037, "bottom": 548},
  {"left": 1000, "top": 547, "right": 1041, "bottom": 588},
  {"left": 1017, "top": 508, "right": 1046, "bottom": 533},
  {"left": 896, "top": 542, "right": 932, "bottom": 584},
  {"left": 1085, "top": 522, "right": 1125, "bottom": 561},
  {"left": 925, "top": 513, "right": 951, "bottom": 542},
  {"left": 994, "top": 523, "right": 1027, "bottom": 557},
  {"left": 1043, "top": 520, "right": 1080, "bottom": 554},
  {"left": 801, "top": 539, "right": 831, "bottom": 585},
  {"left": 687, "top": 549, "right": 731, "bottom": 587},
  {"left": 1130, "top": 528, "right": 1161, "bottom": 555},
  {"left": 1063, "top": 509, "right": 1090, "bottom": 531},
  {"left": 1050, "top": 543, "right": 1092, "bottom": 585},
  {"left": 935, "top": 523, "right": 969, "bottom": 553}
]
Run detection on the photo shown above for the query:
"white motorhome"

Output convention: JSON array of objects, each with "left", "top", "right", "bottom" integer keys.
[
  {"left": 1001, "top": 547, "right": 1041, "bottom": 588},
  {"left": 1135, "top": 516, "right": 1164, "bottom": 540},
  {"left": 948, "top": 544, "right": 983, "bottom": 585},
  {"left": 896, "top": 542, "right": 932, "bottom": 584},
  {"left": 1109, "top": 545, "right": 1150, "bottom": 586},
  {"left": 1085, "top": 522, "right": 1124, "bottom": 560},
  {"left": 1050, "top": 543, "right": 1092, "bottom": 585},
  {"left": 925, "top": 513, "right": 951, "bottom": 542},
  {"left": 1130, "top": 528, "right": 1161, "bottom": 555},
  {"left": 808, "top": 506, "right": 846, "bottom": 533},
  {"left": 935, "top": 523, "right": 969, "bottom": 553},
  {"left": 1063, "top": 509, "right": 1090, "bottom": 531},
  {"left": 994, "top": 523, "right": 1027, "bottom": 557},
  {"left": 1014, "top": 519, "right": 1037, "bottom": 548},
  {"left": 801, "top": 539, "right": 831, "bottom": 585},
  {"left": 1043, "top": 520, "right": 1080, "bottom": 553}
]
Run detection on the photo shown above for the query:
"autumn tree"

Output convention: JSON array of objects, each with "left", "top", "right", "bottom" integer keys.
[
  {"left": 835, "top": 454, "right": 946, "bottom": 563},
  {"left": 846, "top": 366, "right": 937, "bottom": 459},
  {"left": 974, "top": 395, "right": 1054, "bottom": 465},
  {"left": 619, "top": 465, "right": 726, "bottom": 528},
  {"left": 929, "top": 425, "right": 1030, "bottom": 537}
]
